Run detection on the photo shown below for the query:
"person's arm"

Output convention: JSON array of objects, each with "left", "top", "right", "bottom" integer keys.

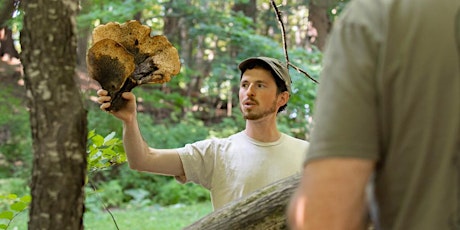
[
  {"left": 97, "top": 89, "right": 185, "bottom": 177},
  {"left": 288, "top": 158, "right": 375, "bottom": 230}
]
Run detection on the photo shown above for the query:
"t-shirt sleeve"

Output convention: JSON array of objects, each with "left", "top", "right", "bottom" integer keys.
[
  {"left": 306, "top": 0, "right": 383, "bottom": 163},
  {"left": 175, "top": 139, "right": 218, "bottom": 189}
]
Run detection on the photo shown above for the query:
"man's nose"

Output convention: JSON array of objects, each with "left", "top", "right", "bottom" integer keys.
[{"left": 246, "top": 84, "right": 256, "bottom": 96}]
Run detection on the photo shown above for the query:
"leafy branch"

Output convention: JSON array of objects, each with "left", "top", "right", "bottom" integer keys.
[
  {"left": 0, "top": 194, "right": 31, "bottom": 230},
  {"left": 87, "top": 130, "right": 127, "bottom": 230},
  {"left": 0, "top": 130, "right": 126, "bottom": 230},
  {"left": 87, "top": 130, "right": 127, "bottom": 173}
]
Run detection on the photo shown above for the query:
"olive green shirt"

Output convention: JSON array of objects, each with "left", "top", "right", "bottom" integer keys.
[{"left": 306, "top": 0, "right": 460, "bottom": 229}]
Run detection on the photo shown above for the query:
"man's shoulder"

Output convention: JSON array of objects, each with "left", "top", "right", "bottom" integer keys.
[
  {"left": 282, "top": 133, "right": 308, "bottom": 142},
  {"left": 282, "top": 133, "right": 310, "bottom": 147}
]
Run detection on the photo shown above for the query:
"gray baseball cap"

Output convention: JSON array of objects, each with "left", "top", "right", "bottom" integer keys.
[{"left": 238, "top": 57, "right": 291, "bottom": 94}]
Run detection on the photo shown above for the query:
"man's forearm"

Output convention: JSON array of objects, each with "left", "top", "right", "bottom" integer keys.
[
  {"left": 122, "top": 119, "right": 150, "bottom": 170},
  {"left": 288, "top": 158, "right": 375, "bottom": 230}
]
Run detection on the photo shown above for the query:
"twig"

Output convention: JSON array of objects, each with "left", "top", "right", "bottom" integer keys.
[
  {"left": 288, "top": 62, "right": 319, "bottom": 84},
  {"left": 270, "top": 0, "right": 289, "bottom": 66},
  {"left": 5, "top": 210, "right": 27, "bottom": 230},
  {"left": 89, "top": 182, "right": 120, "bottom": 230},
  {"left": 270, "top": 0, "right": 318, "bottom": 84}
]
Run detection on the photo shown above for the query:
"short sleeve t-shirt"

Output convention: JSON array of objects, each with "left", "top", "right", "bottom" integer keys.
[
  {"left": 306, "top": 0, "right": 460, "bottom": 229},
  {"left": 176, "top": 131, "right": 309, "bottom": 209}
]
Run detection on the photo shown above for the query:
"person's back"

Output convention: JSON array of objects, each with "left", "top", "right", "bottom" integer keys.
[
  {"left": 369, "top": 0, "right": 460, "bottom": 228},
  {"left": 288, "top": 0, "right": 460, "bottom": 229}
]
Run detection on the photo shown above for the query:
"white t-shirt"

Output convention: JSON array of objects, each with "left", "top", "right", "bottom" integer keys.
[{"left": 176, "top": 131, "right": 309, "bottom": 210}]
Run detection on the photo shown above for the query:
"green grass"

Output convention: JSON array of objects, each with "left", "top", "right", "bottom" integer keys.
[{"left": 3, "top": 202, "right": 212, "bottom": 230}]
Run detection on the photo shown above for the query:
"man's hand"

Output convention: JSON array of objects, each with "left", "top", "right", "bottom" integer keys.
[{"left": 96, "top": 89, "right": 137, "bottom": 123}]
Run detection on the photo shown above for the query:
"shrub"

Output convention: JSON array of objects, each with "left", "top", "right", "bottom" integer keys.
[{"left": 153, "top": 180, "right": 209, "bottom": 206}]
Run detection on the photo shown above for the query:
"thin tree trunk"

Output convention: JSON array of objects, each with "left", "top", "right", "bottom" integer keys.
[
  {"left": 20, "top": 0, "right": 87, "bottom": 229},
  {"left": 0, "top": 0, "right": 19, "bottom": 59},
  {"left": 308, "top": 1, "right": 332, "bottom": 51},
  {"left": 0, "top": 27, "right": 19, "bottom": 59}
]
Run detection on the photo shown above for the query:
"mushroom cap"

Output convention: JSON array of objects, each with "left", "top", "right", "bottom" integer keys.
[
  {"left": 86, "top": 38, "right": 135, "bottom": 92},
  {"left": 135, "top": 34, "right": 181, "bottom": 84},
  {"left": 87, "top": 20, "right": 180, "bottom": 87},
  {"left": 92, "top": 20, "right": 151, "bottom": 55}
]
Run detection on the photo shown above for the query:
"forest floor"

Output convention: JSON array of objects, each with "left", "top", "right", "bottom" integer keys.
[{"left": 4, "top": 201, "right": 212, "bottom": 230}]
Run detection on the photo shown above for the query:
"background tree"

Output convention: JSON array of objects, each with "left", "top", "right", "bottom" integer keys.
[
  {"left": 0, "top": 0, "right": 20, "bottom": 60},
  {"left": 20, "top": 0, "right": 87, "bottom": 229}
]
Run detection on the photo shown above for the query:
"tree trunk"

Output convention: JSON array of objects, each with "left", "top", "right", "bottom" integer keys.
[
  {"left": 0, "top": 0, "right": 17, "bottom": 27},
  {"left": 185, "top": 174, "right": 301, "bottom": 230},
  {"left": 308, "top": 1, "right": 332, "bottom": 51},
  {"left": 0, "top": 27, "right": 19, "bottom": 59},
  {"left": 232, "top": 0, "right": 257, "bottom": 24},
  {"left": 20, "top": 0, "right": 87, "bottom": 229},
  {"left": 0, "top": 0, "right": 19, "bottom": 59}
]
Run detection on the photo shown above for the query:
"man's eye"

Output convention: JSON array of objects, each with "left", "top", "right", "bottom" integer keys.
[{"left": 257, "top": 84, "right": 264, "bottom": 88}]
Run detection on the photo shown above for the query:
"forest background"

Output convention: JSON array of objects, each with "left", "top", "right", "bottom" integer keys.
[{"left": 0, "top": 0, "right": 348, "bottom": 229}]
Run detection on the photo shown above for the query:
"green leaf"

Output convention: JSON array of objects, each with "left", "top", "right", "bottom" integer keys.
[
  {"left": 6, "top": 194, "right": 17, "bottom": 200},
  {"left": 102, "top": 148, "right": 116, "bottom": 157},
  {"left": 91, "top": 134, "right": 104, "bottom": 146},
  {"left": 0, "top": 224, "right": 8, "bottom": 229},
  {"left": 104, "top": 138, "right": 120, "bottom": 146},
  {"left": 11, "top": 201, "right": 28, "bottom": 212},
  {"left": 103, "top": 132, "right": 116, "bottom": 143},
  {"left": 20, "top": 195, "right": 32, "bottom": 203},
  {"left": 0, "top": 211, "right": 14, "bottom": 220},
  {"left": 87, "top": 129, "right": 96, "bottom": 139}
]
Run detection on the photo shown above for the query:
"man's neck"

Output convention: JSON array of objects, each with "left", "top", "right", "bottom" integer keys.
[{"left": 244, "top": 115, "right": 281, "bottom": 142}]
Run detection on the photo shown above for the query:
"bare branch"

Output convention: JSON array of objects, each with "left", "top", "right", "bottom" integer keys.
[
  {"left": 270, "top": 0, "right": 289, "bottom": 65},
  {"left": 288, "top": 62, "right": 319, "bottom": 84},
  {"left": 270, "top": 0, "right": 319, "bottom": 84}
]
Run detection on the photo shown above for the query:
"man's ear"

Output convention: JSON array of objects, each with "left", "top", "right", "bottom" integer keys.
[{"left": 278, "top": 91, "right": 290, "bottom": 107}]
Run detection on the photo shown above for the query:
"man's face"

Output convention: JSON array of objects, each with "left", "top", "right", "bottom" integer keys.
[{"left": 239, "top": 67, "right": 284, "bottom": 120}]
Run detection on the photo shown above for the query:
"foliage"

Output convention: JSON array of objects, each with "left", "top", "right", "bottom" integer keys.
[
  {"left": 0, "top": 179, "right": 29, "bottom": 229},
  {"left": 86, "top": 107, "right": 123, "bottom": 138},
  {"left": 0, "top": 193, "right": 30, "bottom": 230},
  {"left": 77, "top": 0, "right": 160, "bottom": 27},
  {"left": 0, "top": 88, "right": 31, "bottom": 178},
  {"left": 279, "top": 47, "right": 323, "bottom": 139},
  {"left": 153, "top": 180, "right": 210, "bottom": 206},
  {"left": 87, "top": 130, "right": 126, "bottom": 173},
  {"left": 86, "top": 127, "right": 211, "bottom": 211},
  {"left": 90, "top": 180, "right": 125, "bottom": 208}
]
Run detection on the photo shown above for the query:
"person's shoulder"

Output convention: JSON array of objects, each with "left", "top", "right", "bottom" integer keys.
[
  {"left": 339, "top": 0, "right": 385, "bottom": 24},
  {"left": 226, "top": 131, "right": 246, "bottom": 140},
  {"left": 202, "top": 131, "right": 243, "bottom": 146},
  {"left": 282, "top": 133, "right": 309, "bottom": 145}
]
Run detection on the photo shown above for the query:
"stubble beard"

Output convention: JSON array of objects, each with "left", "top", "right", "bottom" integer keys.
[{"left": 242, "top": 99, "right": 278, "bottom": 120}]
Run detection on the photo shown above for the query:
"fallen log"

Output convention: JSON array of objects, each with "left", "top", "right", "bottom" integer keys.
[{"left": 185, "top": 173, "right": 301, "bottom": 230}]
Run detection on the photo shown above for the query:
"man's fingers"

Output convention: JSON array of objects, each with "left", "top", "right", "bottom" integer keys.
[
  {"left": 100, "top": 102, "right": 111, "bottom": 111},
  {"left": 97, "top": 89, "right": 108, "bottom": 96},
  {"left": 97, "top": 96, "right": 111, "bottom": 104},
  {"left": 121, "top": 92, "right": 135, "bottom": 100}
]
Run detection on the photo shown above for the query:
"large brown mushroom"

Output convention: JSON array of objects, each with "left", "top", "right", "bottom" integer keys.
[{"left": 87, "top": 20, "right": 181, "bottom": 111}]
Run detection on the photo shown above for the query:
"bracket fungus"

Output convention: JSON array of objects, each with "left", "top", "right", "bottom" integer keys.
[{"left": 87, "top": 20, "right": 181, "bottom": 111}]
